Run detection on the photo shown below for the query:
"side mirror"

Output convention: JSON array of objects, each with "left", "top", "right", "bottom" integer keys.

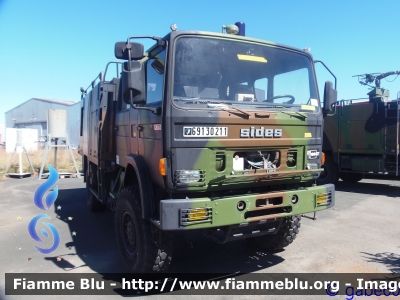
[
  {"left": 115, "top": 42, "right": 144, "bottom": 60},
  {"left": 323, "top": 81, "right": 337, "bottom": 112},
  {"left": 121, "top": 61, "right": 146, "bottom": 104}
]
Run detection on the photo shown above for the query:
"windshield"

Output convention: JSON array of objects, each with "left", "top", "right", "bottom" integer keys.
[{"left": 172, "top": 36, "right": 319, "bottom": 113}]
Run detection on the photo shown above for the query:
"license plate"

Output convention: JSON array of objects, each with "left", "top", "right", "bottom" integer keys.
[{"left": 183, "top": 126, "right": 228, "bottom": 137}]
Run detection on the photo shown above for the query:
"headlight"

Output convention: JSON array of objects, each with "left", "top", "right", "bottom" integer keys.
[
  {"left": 307, "top": 149, "right": 320, "bottom": 160},
  {"left": 307, "top": 162, "right": 320, "bottom": 179},
  {"left": 307, "top": 163, "right": 319, "bottom": 170},
  {"left": 174, "top": 170, "right": 202, "bottom": 183}
]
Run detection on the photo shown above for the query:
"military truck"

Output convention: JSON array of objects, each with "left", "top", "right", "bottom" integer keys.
[
  {"left": 318, "top": 70, "right": 400, "bottom": 185},
  {"left": 79, "top": 22, "right": 337, "bottom": 272}
]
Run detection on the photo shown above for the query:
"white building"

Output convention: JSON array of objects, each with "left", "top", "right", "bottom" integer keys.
[{"left": 5, "top": 98, "right": 80, "bottom": 147}]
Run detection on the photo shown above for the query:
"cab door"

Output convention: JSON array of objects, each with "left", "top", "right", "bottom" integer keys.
[
  {"left": 138, "top": 50, "right": 165, "bottom": 187},
  {"left": 115, "top": 92, "right": 136, "bottom": 167}
]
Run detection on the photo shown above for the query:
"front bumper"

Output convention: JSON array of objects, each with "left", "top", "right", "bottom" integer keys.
[{"left": 153, "top": 184, "right": 334, "bottom": 230}]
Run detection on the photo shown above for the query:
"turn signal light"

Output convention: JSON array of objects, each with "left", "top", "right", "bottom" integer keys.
[
  {"left": 316, "top": 194, "right": 327, "bottom": 205},
  {"left": 180, "top": 208, "right": 213, "bottom": 226},
  {"left": 159, "top": 158, "right": 166, "bottom": 176},
  {"left": 321, "top": 152, "right": 326, "bottom": 166},
  {"left": 188, "top": 209, "right": 207, "bottom": 221}
]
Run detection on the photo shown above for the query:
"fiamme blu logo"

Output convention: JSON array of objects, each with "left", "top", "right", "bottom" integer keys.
[{"left": 28, "top": 165, "right": 60, "bottom": 254}]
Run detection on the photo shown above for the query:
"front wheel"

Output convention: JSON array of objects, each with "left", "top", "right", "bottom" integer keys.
[
  {"left": 115, "top": 186, "right": 172, "bottom": 272},
  {"left": 247, "top": 215, "right": 301, "bottom": 251}
]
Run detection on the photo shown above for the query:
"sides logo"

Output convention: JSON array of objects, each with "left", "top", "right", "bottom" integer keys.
[
  {"left": 240, "top": 127, "right": 282, "bottom": 138},
  {"left": 28, "top": 165, "right": 60, "bottom": 254}
]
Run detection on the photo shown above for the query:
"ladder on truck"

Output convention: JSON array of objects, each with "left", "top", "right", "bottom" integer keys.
[{"left": 384, "top": 95, "right": 400, "bottom": 176}]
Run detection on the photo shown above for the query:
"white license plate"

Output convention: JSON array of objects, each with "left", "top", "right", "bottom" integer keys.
[{"left": 183, "top": 126, "right": 228, "bottom": 137}]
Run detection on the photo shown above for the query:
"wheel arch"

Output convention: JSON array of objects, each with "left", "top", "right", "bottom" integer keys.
[{"left": 123, "top": 154, "right": 155, "bottom": 220}]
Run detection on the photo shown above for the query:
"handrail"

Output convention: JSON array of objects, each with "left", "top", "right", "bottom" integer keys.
[
  {"left": 80, "top": 62, "right": 123, "bottom": 99},
  {"left": 81, "top": 72, "right": 103, "bottom": 96},
  {"left": 104, "top": 62, "right": 123, "bottom": 81}
]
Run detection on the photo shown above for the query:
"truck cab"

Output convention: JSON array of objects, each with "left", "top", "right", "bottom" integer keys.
[{"left": 79, "top": 23, "right": 337, "bottom": 272}]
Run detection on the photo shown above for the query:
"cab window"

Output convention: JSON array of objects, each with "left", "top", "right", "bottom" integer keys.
[{"left": 146, "top": 51, "right": 165, "bottom": 105}]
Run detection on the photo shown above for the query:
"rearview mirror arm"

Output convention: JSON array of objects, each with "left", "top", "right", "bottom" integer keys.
[
  {"left": 126, "top": 36, "right": 165, "bottom": 47},
  {"left": 314, "top": 60, "right": 337, "bottom": 89}
]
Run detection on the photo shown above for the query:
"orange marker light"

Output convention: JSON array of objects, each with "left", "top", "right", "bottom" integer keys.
[
  {"left": 159, "top": 158, "right": 166, "bottom": 176},
  {"left": 321, "top": 152, "right": 326, "bottom": 166}
]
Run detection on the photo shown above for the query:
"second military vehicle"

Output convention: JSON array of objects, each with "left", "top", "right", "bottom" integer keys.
[
  {"left": 318, "top": 70, "right": 400, "bottom": 184},
  {"left": 79, "top": 22, "right": 337, "bottom": 272}
]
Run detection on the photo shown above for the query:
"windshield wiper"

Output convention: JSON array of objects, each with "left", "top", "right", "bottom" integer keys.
[
  {"left": 255, "top": 105, "right": 307, "bottom": 119},
  {"left": 174, "top": 99, "right": 251, "bottom": 118},
  {"left": 281, "top": 110, "right": 307, "bottom": 119},
  {"left": 208, "top": 102, "right": 250, "bottom": 119}
]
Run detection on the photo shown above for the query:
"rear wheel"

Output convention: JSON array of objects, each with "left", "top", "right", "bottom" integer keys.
[
  {"left": 115, "top": 185, "right": 172, "bottom": 272},
  {"left": 317, "top": 154, "right": 339, "bottom": 185},
  {"left": 340, "top": 172, "right": 364, "bottom": 183},
  {"left": 247, "top": 215, "right": 301, "bottom": 251}
]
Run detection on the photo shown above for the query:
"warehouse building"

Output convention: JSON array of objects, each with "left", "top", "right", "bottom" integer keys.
[{"left": 5, "top": 98, "right": 81, "bottom": 147}]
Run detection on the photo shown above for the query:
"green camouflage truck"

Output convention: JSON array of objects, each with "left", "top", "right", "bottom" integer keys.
[
  {"left": 79, "top": 22, "right": 337, "bottom": 272},
  {"left": 318, "top": 71, "right": 400, "bottom": 184}
]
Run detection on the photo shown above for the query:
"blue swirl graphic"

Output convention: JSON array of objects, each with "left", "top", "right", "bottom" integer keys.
[
  {"left": 34, "top": 165, "right": 59, "bottom": 210},
  {"left": 28, "top": 214, "right": 60, "bottom": 254}
]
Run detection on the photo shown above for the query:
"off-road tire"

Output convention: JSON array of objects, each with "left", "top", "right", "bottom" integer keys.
[
  {"left": 115, "top": 185, "right": 172, "bottom": 272},
  {"left": 340, "top": 172, "right": 364, "bottom": 183},
  {"left": 86, "top": 170, "right": 106, "bottom": 212},
  {"left": 317, "top": 154, "right": 339, "bottom": 185},
  {"left": 247, "top": 215, "right": 301, "bottom": 251}
]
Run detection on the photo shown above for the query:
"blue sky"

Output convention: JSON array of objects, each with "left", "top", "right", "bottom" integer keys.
[{"left": 1, "top": 0, "right": 399, "bottom": 124}]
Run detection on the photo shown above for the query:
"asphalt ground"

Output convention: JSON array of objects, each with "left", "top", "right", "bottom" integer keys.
[{"left": 0, "top": 175, "right": 399, "bottom": 300}]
